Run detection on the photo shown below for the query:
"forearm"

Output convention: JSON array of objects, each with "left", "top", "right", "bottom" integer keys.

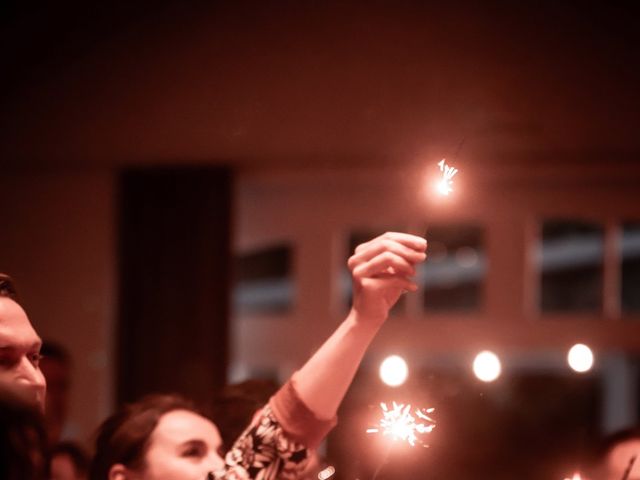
[{"left": 291, "top": 307, "right": 383, "bottom": 420}]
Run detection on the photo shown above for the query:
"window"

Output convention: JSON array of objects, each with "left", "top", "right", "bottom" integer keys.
[
  {"left": 421, "top": 224, "right": 485, "bottom": 312},
  {"left": 622, "top": 222, "right": 640, "bottom": 314},
  {"left": 538, "top": 220, "right": 603, "bottom": 313},
  {"left": 232, "top": 244, "right": 293, "bottom": 315}
]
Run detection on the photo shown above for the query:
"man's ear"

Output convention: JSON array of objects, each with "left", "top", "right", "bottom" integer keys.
[{"left": 108, "top": 463, "right": 131, "bottom": 480}]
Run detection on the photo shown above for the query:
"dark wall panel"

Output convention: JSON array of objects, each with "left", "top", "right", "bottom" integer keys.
[{"left": 117, "top": 167, "right": 231, "bottom": 406}]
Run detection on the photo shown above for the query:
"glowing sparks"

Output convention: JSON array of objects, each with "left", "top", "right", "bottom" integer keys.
[
  {"left": 367, "top": 401, "right": 436, "bottom": 447},
  {"left": 436, "top": 159, "right": 458, "bottom": 195}
]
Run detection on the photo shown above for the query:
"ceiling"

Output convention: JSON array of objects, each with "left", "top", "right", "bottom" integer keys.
[{"left": 1, "top": 1, "right": 639, "bottom": 170}]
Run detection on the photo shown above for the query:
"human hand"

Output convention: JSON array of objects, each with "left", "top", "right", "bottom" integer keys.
[{"left": 347, "top": 232, "right": 427, "bottom": 326}]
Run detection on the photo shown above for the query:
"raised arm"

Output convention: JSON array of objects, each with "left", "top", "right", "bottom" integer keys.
[
  {"left": 222, "top": 233, "right": 427, "bottom": 479},
  {"left": 291, "top": 232, "right": 427, "bottom": 420}
]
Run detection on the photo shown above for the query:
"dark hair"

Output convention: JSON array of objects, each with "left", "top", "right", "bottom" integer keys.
[
  {"left": 0, "top": 273, "right": 18, "bottom": 301},
  {"left": 211, "top": 379, "right": 279, "bottom": 448},
  {"left": 89, "top": 394, "right": 199, "bottom": 480},
  {"left": 0, "top": 383, "right": 48, "bottom": 480},
  {"left": 50, "top": 441, "right": 90, "bottom": 478}
]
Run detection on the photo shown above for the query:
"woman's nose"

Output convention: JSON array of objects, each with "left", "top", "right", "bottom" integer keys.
[{"left": 205, "top": 452, "right": 226, "bottom": 477}]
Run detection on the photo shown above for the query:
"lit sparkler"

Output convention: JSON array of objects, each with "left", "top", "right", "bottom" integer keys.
[
  {"left": 436, "top": 159, "right": 458, "bottom": 195},
  {"left": 621, "top": 455, "right": 637, "bottom": 480},
  {"left": 366, "top": 401, "right": 436, "bottom": 447}
]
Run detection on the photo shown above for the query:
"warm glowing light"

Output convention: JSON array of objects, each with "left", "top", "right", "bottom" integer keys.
[
  {"left": 317, "top": 465, "right": 336, "bottom": 480},
  {"left": 367, "top": 401, "right": 436, "bottom": 447},
  {"left": 436, "top": 179, "right": 452, "bottom": 195},
  {"left": 379, "top": 355, "right": 409, "bottom": 387},
  {"left": 563, "top": 473, "right": 582, "bottom": 480},
  {"left": 435, "top": 159, "right": 458, "bottom": 196},
  {"left": 567, "top": 344, "right": 594, "bottom": 373},
  {"left": 473, "top": 351, "right": 502, "bottom": 382}
]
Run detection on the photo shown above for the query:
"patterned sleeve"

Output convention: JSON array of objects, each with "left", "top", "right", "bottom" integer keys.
[
  {"left": 212, "top": 405, "right": 309, "bottom": 480},
  {"left": 210, "top": 379, "right": 337, "bottom": 480}
]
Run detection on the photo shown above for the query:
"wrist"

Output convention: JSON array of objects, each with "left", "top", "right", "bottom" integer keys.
[{"left": 348, "top": 306, "right": 388, "bottom": 331}]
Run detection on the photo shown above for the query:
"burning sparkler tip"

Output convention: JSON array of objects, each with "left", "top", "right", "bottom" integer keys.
[
  {"left": 434, "top": 159, "right": 458, "bottom": 196},
  {"left": 367, "top": 401, "right": 436, "bottom": 448}
]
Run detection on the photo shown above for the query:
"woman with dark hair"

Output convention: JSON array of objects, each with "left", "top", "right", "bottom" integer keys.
[
  {"left": 90, "top": 394, "right": 207, "bottom": 480},
  {"left": 90, "top": 232, "right": 427, "bottom": 480},
  {"left": 50, "top": 441, "right": 90, "bottom": 480}
]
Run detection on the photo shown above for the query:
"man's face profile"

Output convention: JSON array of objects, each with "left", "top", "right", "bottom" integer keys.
[{"left": 0, "top": 296, "right": 46, "bottom": 410}]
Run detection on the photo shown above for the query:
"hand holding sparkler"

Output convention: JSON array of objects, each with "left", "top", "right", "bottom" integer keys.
[
  {"left": 347, "top": 232, "right": 427, "bottom": 325},
  {"left": 292, "top": 233, "right": 427, "bottom": 421}
]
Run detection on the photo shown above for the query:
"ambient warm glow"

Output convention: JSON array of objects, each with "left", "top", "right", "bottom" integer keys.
[
  {"left": 379, "top": 355, "right": 409, "bottom": 387},
  {"left": 567, "top": 344, "right": 594, "bottom": 373},
  {"left": 473, "top": 351, "right": 502, "bottom": 382},
  {"left": 563, "top": 472, "right": 582, "bottom": 480}
]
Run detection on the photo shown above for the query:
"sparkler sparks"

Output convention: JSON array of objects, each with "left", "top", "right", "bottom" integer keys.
[
  {"left": 436, "top": 159, "right": 458, "bottom": 195},
  {"left": 367, "top": 401, "right": 436, "bottom": 447}
]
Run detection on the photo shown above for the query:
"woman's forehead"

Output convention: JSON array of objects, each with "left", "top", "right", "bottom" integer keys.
[{"left": 153, "top": 409, "right": 222, "bottom": 444}]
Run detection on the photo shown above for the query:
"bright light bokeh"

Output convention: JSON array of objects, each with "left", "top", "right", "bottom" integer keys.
[
  {"left": 473, "top": 350, "right": 502, "bottom": 382},
  {"left": 379, "top": 355, "right": 409, "bottom": 387},
  {"left": 318, "top": 465, "right": 336, "bottom": 480},
  {"left": 436, "top": 178, "right": 453, "bottom": 195},
  {"left": 567, "top": 344, "right": 594, "bottom": 373},
  {"left": 563, "top": 472, "right": 582, "bottom": 480}
]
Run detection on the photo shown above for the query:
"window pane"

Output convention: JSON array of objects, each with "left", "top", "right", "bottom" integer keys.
[
  {"left": 421, "top": 224, "right": 485, "bottom": 312},
  {"left": 539, "top": 220, "right": 603, "bottom": 313},
  {"left": 622, "top": 222, "right": 640, "bottom": 314},
  {"left": 233, "top": 244, "right": 293, "bottom": 314}
]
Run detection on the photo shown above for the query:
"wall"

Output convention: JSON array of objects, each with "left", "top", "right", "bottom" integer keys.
[{"left": 0, "top": 170, "right": 116, "bottom": 442}]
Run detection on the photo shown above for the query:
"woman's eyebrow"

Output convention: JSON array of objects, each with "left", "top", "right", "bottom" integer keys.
[{"left": 179, "top": 439, "right": 208, "bottom": 449}]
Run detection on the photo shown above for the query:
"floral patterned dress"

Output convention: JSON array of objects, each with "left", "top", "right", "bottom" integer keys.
[{"left": 211, "top": 380, "right": 336, "bottom": 480}]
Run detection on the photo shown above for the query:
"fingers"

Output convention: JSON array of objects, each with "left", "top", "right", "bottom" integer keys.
[
  {"left": 354, "top": 232, "right": 427, "bottom": 257},
  {"left": 352, "top": 250, "right": 416, "bottom": 279},
  {"left": 367, "top": 275, "right": 419, "bottom": 293},
  {"left": 348, "top": 232, "right": 427, "bottom": 275}
]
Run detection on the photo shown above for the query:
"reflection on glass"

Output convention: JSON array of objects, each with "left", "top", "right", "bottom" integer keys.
[
  {"left": 420, "top": 224, "right": 485, "bottom": 312},
  {"left": 232, "top": 244, "right": 293, "bottom": 315},
  {"left": 622, "top": 222, "right": 640, "bottom": 314},
  {"left": 539, "top": 220, "right": 603, "bottom": 313}
]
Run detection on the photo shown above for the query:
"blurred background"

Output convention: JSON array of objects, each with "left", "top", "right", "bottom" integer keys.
[{"left": 1, "top": 1, "right": 639, "bottom": 479}]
